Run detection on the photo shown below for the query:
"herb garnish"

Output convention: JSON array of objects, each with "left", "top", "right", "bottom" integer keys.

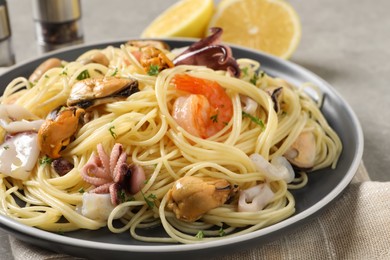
[
  {"left": 147, "top": 64, "right": 160, "bottom": 76},
  {"left": 241, "top": 67, "right": 249, "bottom": 77},
  {"left": 39, "top": 156, "right": 53, "bottom": 166},
  {"left": 60, "top": 70, "right": 68, "bottom": 76},
  {"left": 76, "top": 69, "right": 91, "bottom": 80},
  {"left": 118, "top": 189, "right": 134, "bottom": 203},
  {"left": 250, "top": 73, "right": 259, "bottom": 85},
  {"left": 195, "top": 231, "right": 204, "bottom": 239},
  {"left": 111, "top": 68, "right": 118, "bottom": 76},
  {"left": 242, "top": 111, "right": 265, "bottom": 130},
  {"left": 3, "top": 145, "right": 9, "bottom": 150},
  {"left": 142, "top": 191, "right": 157, "bottom": 208},
  {"left": 218, "top": 226, "right": 226, "bottom": 237},
  {"left": 78, "top": 187, "right": 85, "bottom": 193},
  {"left": 109, "top": 126, "right": 117, "bottom": 139},
  {"left": 210, "top": 113, "right": 218, "bottom": 123}
]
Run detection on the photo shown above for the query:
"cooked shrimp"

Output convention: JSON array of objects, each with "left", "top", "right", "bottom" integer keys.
[{"left": 172, "top": 74, "right": 233, "bottom": 138}]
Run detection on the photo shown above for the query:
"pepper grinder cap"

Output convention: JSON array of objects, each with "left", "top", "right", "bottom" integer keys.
[
  {"left": 32, "top": 0, "right": 81, "bottom": 23},
  {"left": 0, "top": 1, "right": 11, "bottom": 40}
]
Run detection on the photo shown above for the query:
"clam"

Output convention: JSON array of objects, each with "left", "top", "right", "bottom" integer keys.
[
  {"left": 284, "top": 131, "right": 317, "bottom": 169},
  {"left": 67, "top": 77, "right": 139, "bottom": 109}
]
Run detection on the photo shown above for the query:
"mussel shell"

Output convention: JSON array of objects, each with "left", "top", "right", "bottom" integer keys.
[{"left": 67, "top": 77, "right": 139, "bottom": 109}]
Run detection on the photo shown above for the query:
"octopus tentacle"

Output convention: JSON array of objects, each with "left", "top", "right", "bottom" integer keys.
[
  {"left": 97, "top": 143, "right": 111, "bottom": 177},
  {"left": 81, "top": 143, "right": 146, "bottom": 206},
  {"left": 109, "top": 183, "right": 121, "bottom": 205},
  {"left": 113, "top": 163, "right": 128, "bottom": 183},
  {"left": 90, "top": 182, "right": 111, "bottom": 194},
  {"left": 83, "top": 154, "right": 111, "bottom": 179},
  {"left": 81, "top": 173, "right": 111, "bottom": 187},
  {"left": 110, "top": 143, "right": 123, "bottom": 175}
]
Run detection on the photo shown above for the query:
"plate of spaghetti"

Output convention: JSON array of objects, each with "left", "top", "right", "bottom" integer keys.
[{"left": 0, "top": 28, "right": 363, "bottom": 259}]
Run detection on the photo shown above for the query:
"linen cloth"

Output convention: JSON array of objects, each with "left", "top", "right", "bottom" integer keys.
[{"left": 6, "top": 162, "right": 390, "bottom": 260}]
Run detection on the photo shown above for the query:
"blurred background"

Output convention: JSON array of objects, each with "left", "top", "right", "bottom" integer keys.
[{"left": 3, "top": 0, "right": 390, "bottom": 182}]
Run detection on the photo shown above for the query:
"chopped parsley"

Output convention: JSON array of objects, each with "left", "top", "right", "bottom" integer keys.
[
  {"left": 218, "top": 227, "right": 226, "bottom": 237},
  {"left": 39, "top": 156, "right": 53, "bottom": 166},
  {"left": 111, "top": 68, "right": 118, "bottom": 76},
  {"left": 147, "top": 64, "right": 160, "bottom": 76},
  {"left": 60, "top": 70, "right": 68, "bottom": 76},
  {"left": 118, "top": 189, "right": 134, "bottom": 203},
  {"left": 242, "top": 111, "right": 265, "bottom": 130},
  {"left": 142, "top": 191, "right": 157, "bottom": 208},
  {"left": 78, "top": 187, "right": 85, "bottom": 193},
  {"left": 259, "top": 70, "right": 265, "bottom": 78},
  {"left": 109, "top": 126, "right": 117, "bottom": 139},
  {"left": 195, "top": 231, "right": 204, "bottom": 239},
  {"left": 241, "top": 67, "right": 249, "bottom": 77},
  {"left": 76, "top": 69, "right": 91, "bottom": 80},
  {"left": 3, "top": 145, "right": 9, "bottom": 150},
  {"left": 210, "top": 113, "right": 218, "bottom": 123},
  {"left": 250, "top": 73, "right": 259, "bottom": 85}
]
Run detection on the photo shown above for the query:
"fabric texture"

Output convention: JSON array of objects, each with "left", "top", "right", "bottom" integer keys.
[{"left": 7, "top": 163, "right": 390, "bottom": 260}]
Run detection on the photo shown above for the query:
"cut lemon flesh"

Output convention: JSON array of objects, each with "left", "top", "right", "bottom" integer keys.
[
  {"left": 208, "top": 0, "right": 301, "bottom": 59},
  {"left": 141, "top": 0, "right": 215, "bottom": 38}
]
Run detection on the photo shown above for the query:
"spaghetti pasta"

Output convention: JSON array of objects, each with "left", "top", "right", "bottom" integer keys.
[{"left": 0, "top": 37, "right": 341, "bottom": 244}]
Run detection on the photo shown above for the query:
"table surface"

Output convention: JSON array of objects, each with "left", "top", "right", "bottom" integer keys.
[{"left": 1, "top": 0, "right": 390, "bottom": 259}]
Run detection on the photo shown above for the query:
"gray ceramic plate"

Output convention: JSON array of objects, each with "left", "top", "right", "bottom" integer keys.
[{"left": 0, "top": 39, "right": 363, "bottom": 260}]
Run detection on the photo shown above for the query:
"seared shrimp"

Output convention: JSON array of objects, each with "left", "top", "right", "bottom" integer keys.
[{"left": 172, "top": 74, "right": 233, "bottom": 138}]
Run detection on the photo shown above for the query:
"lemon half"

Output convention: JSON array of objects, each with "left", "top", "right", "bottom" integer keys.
[
  {"left": 141, "top": 0, "right": 215, "bottom": 38},
  {"left": 208, "top": 0, "right": 301, "bottom": 59}
]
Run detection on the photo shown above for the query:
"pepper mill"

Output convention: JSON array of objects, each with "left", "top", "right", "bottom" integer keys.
[
  {"left": 0, "top": 0, "right": 15, "bottom": 66},
  {"left": 32, "top": 0, "right": 84, "bottom": 52}
]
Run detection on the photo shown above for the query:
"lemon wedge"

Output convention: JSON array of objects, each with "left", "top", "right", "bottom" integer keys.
[
  {"left": 208, "top": 0, "right": 301, "bottom": 59},
  {"left": 141, "top": 0, "right": 215, "bottom": 38}
]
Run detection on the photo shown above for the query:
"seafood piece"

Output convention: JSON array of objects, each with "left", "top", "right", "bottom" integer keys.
[
  {"left": 0, "top": 133, "right": 40, "bottom": 180},
  {"left": 38, "top": 107, "right": 85, "bottom": 159},
  {"left": 250, "top": 153, "right": 295, "bottom": 183},
  {"left": 0, "top": 104, "right": 44, "bottom": 133},
  {"left": 238, "top": 183, "right": 274, "bottom": 212},
  {"left": 29, "top": 58, "right": 62, "bottom": 82},
  {"left": 172, "top": 74, "right": 233, "bottom": 138},
  {"left": 266, "top": 87, "right": 283, "bottom": 113},
  {"left": 284, "top": 131, "right": 317, "bottom": 169},
  {"left": 67, "top": 77, "right": 139, "bottom": 109},
  {"left": 79, "top": 193, "right": 126, "bottom": 221},
  {"left": 127, "top": 40, "right": 170, "bottom": 51},
  {"left": 167, "top": 176, "right": 237, "bottom": 222},
  {"left": 52, "top": 158, "right": 74, "bottom": 176},
  {"left": 241, "top": 95, "right": 258, "bottom": 115},
  {"left": 0, "top": 104, "right": 44, "bottom": 180},
  {"left": 137, "top": 46, "right": 174, "bottom": 74},
  {"left": 79, "top": 52, "right": 110, "bottom": 67},
  {"left": 173, "top": 27, "right": 240, "bottom": 77},
  {"left": 81, "top": 143, "right": 146, "bottom": 205}
]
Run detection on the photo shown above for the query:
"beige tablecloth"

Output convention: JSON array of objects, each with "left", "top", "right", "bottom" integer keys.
[{"left": 6, "top": 162, "right": 390, "bottom": 260}]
